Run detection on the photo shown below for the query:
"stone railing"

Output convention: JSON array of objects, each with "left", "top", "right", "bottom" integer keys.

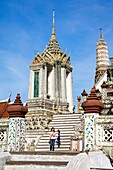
[
  {"left": 67, "top": 151, "right": 113, "bottom": 170},
  {"left": 0, "top": 152, "right": 11, "bottom": 170},
  {"left": 67, "top": 152, "right": 90, "bottom": 170},
  {"left": 95, "top": 116, "right": 113, "bottom": 148}
]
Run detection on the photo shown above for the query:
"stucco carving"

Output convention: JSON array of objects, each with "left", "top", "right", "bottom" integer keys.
[{"left": 25, "top": 115, "right": 52, "bottom": 130}]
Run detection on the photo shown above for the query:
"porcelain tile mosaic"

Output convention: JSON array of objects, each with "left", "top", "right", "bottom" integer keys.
[
  {"left": 84, "top": 114, "right": 99, "bottom": 150},
  {"left": 95, "top": 116, "right": 113, "bottom": 123},
  {"left": 96, "top": 124, "right": 102, "bottom": 145},
  {"left": 8, "top": 118, "right": 25, "bottom": 151}
]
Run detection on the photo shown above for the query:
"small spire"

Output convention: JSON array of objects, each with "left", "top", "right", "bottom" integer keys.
[
  {"left": 100, "top": 28, "right": 103, "bottom": 39},
  {"left": 50, "top": 8, "right": 56, "bottom": 41}
]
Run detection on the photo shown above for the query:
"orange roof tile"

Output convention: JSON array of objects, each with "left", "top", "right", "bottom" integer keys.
[{"left": 0, "top": 102, "right": 9, "bottom": 118}]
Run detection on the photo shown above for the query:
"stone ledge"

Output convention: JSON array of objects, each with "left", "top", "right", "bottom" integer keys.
[
  {"left": 10, "top": 151, "right": 79, "bottom": 156},
  {"left": 90, "top": 168, "right": 113, "bottom": 170},
  {"left": 6, "top": 160, "right": 68, "bottom": 166}
]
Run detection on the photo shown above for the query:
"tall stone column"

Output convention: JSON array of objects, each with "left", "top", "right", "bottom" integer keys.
[
  {"left": 66, "top": 72, "right": 74, "bottom": 112},
  {"left": 61, "top": 67, "right": 67, "bottom": 102},
  {"left": 7, "top": 94, "right": 28, "bottom": 152},
  {"left": 82, "top": 87, "right": 104, "bottom": 151}
]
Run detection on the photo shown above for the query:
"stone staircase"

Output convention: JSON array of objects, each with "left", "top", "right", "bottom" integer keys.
[
  {"left": 4, "top": 151, "right": 78, "bottom": 170},
  {"left": 36, "top": 113, "right": 82, "bottom": 151},
  {"left": 3, "top": 151, "right": 113, "bottom": 170}
]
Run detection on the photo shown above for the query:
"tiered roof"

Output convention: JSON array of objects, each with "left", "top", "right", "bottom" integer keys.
[{"left": 31, "top": 10, "right": 72, "bottom": 68}]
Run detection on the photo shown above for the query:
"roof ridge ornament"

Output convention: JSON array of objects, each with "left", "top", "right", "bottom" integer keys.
[{"left": 50, "top": 8, "right": 56, "bottom": 41}]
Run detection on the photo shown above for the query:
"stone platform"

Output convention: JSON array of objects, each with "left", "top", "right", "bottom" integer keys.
[
  {"left": 1, "top": 151, "right": 113, "bottom": 170},
  {"left": 4, "top": 151, "right": 78, "bottom": 170}
]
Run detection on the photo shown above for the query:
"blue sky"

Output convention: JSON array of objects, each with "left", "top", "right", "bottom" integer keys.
[{"left": 0, "top": 0, "right": 113, "bottom": 110}]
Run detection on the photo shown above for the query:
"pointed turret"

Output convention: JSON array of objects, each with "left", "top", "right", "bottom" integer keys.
[{"left": 94, "top": 29, "right": 109, "bottom": 84}]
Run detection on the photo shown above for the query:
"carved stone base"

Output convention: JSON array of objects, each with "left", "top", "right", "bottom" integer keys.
[{"left": 26, "top": 98, "right": 70, "bottom": 116}]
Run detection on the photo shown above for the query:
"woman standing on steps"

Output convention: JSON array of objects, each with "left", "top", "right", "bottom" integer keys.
[{"left": 49, "top": 127, "right": 56, "bottom": 151}]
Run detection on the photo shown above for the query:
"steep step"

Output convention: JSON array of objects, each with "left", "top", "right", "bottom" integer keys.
[
  {"left": 91, "top": 169, "right": 113, "bottom": 170},
  {"left": 36, "top": 147, "right": 70, "bottom": 151},
  {"left": 48, "top": 126, "right": 75, "bottom": 129},
  {"left": 38, "top": 135, "right": 71, "bottom": 140},
  {"left": 50, "top": 123, "right": 80, "bottom": 126},
  {"left": 42, "top": 131, "right": 75, "bottom": 135},
  {"left": 6, "top": 160, "right": 68, "bottom": 166},
  {"left": 53, "top": 114, "right": 81, "bottom": 117}
]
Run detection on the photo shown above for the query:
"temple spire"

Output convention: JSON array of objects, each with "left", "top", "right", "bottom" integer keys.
[
  {"left": 50, "top": 8, "right": 56, "bottom": 41},
  {"left": 100, "top": 28, "right": 103, "bottom": 39},
  {"left": 94, "top": 28, "right": 108, "bottom": 84}
]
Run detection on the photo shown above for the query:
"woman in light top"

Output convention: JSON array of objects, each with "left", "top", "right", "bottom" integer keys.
[{"left": 49, "top": 127, "right": 56, "bottom": 151}]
